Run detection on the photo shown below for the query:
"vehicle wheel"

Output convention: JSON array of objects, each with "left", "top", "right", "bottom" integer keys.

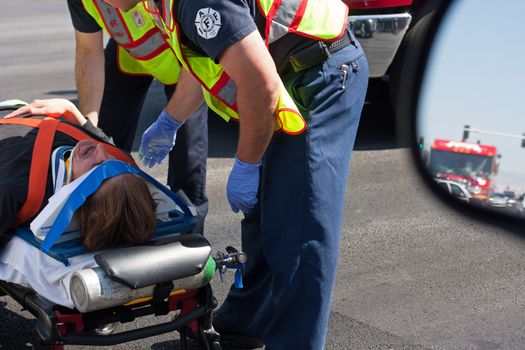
[
  {"left": 389, "top": 4, "right": 438, "bottom": 146},
  {"left": 359, "top": 23, "right": 368, "bottom": 38}
]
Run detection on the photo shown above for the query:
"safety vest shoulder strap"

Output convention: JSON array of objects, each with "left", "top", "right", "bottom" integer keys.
[
  {"left": 257, "top": 0, "right": 348, "bottom": 44},
  {"left": 142, "top": 0, "right": 307, "bottom": 135},
  {"left": 85, "top": 0, "right": 170, "bottom": 60},
  {"left": 0, "top": 118, "right": 135, "bottom": 225}
]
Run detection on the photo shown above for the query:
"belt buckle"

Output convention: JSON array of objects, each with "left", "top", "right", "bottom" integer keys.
[{"left": 319, "top": 41, "right": 331, "bottom": 60}]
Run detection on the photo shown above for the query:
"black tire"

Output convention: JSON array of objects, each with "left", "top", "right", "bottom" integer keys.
[{"left": 389, "top": 4, "right": 438, "bottom": 146}]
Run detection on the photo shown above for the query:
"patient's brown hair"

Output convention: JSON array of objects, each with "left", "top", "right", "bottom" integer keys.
[{"left": 76, "top": 173, "right": 157, "bottom": 251}]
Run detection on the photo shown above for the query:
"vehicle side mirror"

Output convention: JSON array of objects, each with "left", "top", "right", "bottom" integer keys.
[{"left": 405, "top": 0, "right": 525, "bottom": 223}]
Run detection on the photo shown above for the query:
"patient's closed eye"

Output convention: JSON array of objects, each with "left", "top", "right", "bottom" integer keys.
[{"left": 77, "top": 144, "right": 96, "bottom": 158}]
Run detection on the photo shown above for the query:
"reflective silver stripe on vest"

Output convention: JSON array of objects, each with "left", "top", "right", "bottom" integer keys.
[
  {"left": 146, "top": 0, "right": 168, "bottom": 36},
  {"left": 162, "top": 0, "right": 172, "bottom": 29},
  {"left": 95, "top": 0, "right": 131, "bottom": 45},
  {"left": 127, "top": 31, "right": 166, "bottom": 58},
  {"left": 217, "top": 79, "right": 237, "bottom": 107},
  {"left": 267, "top": 0, "right": 302, "bottom": 44},
  {"left": 95, "top": 0, "right": 167, "bottom": 58}
]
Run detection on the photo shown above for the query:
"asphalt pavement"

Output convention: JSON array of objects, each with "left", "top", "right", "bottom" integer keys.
[{"left": 2, "top": 2, "right": 525, "bottom": 350}]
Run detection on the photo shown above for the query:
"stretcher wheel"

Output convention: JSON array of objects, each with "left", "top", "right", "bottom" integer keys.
[
  {"left": 195, "top": 324, "right": 221, "bottom": 350},
  {"left": 179, "top": 323, "right": 221, "bottom": 350},
  {"left": 32, "top": 325, "right": 64, "bottom": 350}
]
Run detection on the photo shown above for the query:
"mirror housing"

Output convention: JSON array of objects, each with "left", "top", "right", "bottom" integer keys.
[{"left": 402, "top": 0, "right": 525, "bottom": 228}]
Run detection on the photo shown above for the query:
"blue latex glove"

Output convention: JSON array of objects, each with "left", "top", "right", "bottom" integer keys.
[
  {"left": 227, "top": 156, "right": 262, "bottom": 214},
  {"left": 139, "top": 110, "right": 183, "bottom": 168}
]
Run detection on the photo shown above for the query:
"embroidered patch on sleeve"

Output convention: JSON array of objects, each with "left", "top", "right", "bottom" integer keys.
[{"left": 195, "top": 7, "right": 221, "bottom": 39}]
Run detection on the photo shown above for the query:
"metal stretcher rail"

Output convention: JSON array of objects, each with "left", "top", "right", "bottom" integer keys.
[{"left": 0, "top": 280, "right": 217, "bottom": 348}]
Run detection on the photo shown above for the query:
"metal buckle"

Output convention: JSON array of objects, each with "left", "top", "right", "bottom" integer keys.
[{"left": 319, "top": 41, "right": 331, "bottom": 59}]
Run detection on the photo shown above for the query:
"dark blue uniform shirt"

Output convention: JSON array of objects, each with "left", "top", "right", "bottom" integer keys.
[
  {"left": 175, "top": 0, "right": 258, "bottom": 61},
  {"left": 175, "top": 0, "right": 315, "bottom": 73}
]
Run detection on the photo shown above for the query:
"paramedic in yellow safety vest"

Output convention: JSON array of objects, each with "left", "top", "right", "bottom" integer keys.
[
  {"left": 105, "top": 0, "right": 368, "bottom": 349},
  {"left": 67, "top": 0, "right": 209, "bottom": 234}
]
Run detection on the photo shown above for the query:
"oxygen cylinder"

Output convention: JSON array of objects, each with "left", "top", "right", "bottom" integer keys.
[{"left": 70, "top": 256, "right": 216, "bottom": 313}]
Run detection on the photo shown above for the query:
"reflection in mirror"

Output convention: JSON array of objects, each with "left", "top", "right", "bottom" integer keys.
[{"left": 417, "top": 0, "right": 525, "bottom": 218}]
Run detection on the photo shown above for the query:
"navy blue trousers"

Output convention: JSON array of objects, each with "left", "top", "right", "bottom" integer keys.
[
  {"left": 97, "top": 40, "right": 209, "bottom": 233},
  {"left": 214, "top": 35, "right": 368, "bottom": 349}
]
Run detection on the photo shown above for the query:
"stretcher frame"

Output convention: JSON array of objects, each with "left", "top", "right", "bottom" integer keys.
[
  {"left": 0, "top": 253, "right": 222, "bottom": 350},
  {"left": 0, "top": 105, "right": 231, "bottom": 349}
]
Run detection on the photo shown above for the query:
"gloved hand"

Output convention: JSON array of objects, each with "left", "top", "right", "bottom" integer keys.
[
  {"left": 227, "top": 156, "right": 262, "bottom": 214},
  {"left": 139, "top": 110, "right": 183, "bottom": 168}
]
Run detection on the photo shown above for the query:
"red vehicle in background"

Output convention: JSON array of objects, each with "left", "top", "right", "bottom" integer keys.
[
  {"left": 343, "top": 0, "right": 440, "bottom": 142},
  {"left": 428, "top": 139, "right": 500, "bottom": 201}
]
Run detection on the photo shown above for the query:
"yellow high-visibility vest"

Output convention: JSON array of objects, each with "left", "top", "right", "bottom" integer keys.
[
  {"left": 144, "top": 0, "right": 348, "bottom": 134},
  {"left": 82, "top": 0, "right": 181, "bottom": 85},
  {"left": 257, "top": 0, "right": 349, "bottom": 45}
]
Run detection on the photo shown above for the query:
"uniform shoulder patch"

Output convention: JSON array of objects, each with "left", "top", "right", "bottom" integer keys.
[{"left": 195, "top": 7, "right": 221, "bottom": 39}]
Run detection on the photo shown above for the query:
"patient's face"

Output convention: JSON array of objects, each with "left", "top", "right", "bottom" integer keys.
[{"left": 71, "top": 140, "right": 114, "bottom": 180}]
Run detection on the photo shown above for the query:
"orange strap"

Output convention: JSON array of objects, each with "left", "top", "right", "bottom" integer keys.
[
  {"left": 0, "top": 117, "right": 136, "bottom": 224},
  {"left": 0, "top": 118, "right": 135, "bottom": 164},
  {"left": 16, "top": 118, "right": 58, "bottom": 225},
  {"left": 0, "top": 117, "right": 42, "bottom": 128}
]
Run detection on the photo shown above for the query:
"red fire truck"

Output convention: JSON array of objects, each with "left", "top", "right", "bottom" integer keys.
[{"left": 428, "top": 140, "right": 500, "bottom": 200}]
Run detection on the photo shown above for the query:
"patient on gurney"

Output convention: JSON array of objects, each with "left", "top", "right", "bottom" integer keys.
[{"left": 0, "top": 99, "right": 158, "bottom": 308}]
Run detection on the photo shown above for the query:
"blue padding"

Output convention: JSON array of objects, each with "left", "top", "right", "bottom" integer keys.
[
  {"left": 15, "top": 160, "right": 196, "bottom": 265},
  {"left": 15, "top": 160, "right": 195, "bottom": 265},
  {"left": 16, "top": 227, "right": 86, "bottom": 265},
  {"left": 16, "top": 211, "right": 195, "bottom": 265},
  {"left": 41, "top": 160, "right": 193, "bottom": 252}
]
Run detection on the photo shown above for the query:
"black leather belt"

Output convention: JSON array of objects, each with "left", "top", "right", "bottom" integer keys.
[{"left": 285, "top": 31, "right": 355, "bottom": 73}]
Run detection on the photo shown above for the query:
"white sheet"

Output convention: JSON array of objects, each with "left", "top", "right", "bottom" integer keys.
[{"left": 0, "top": 236, "right": 97, "bottom": 308}]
